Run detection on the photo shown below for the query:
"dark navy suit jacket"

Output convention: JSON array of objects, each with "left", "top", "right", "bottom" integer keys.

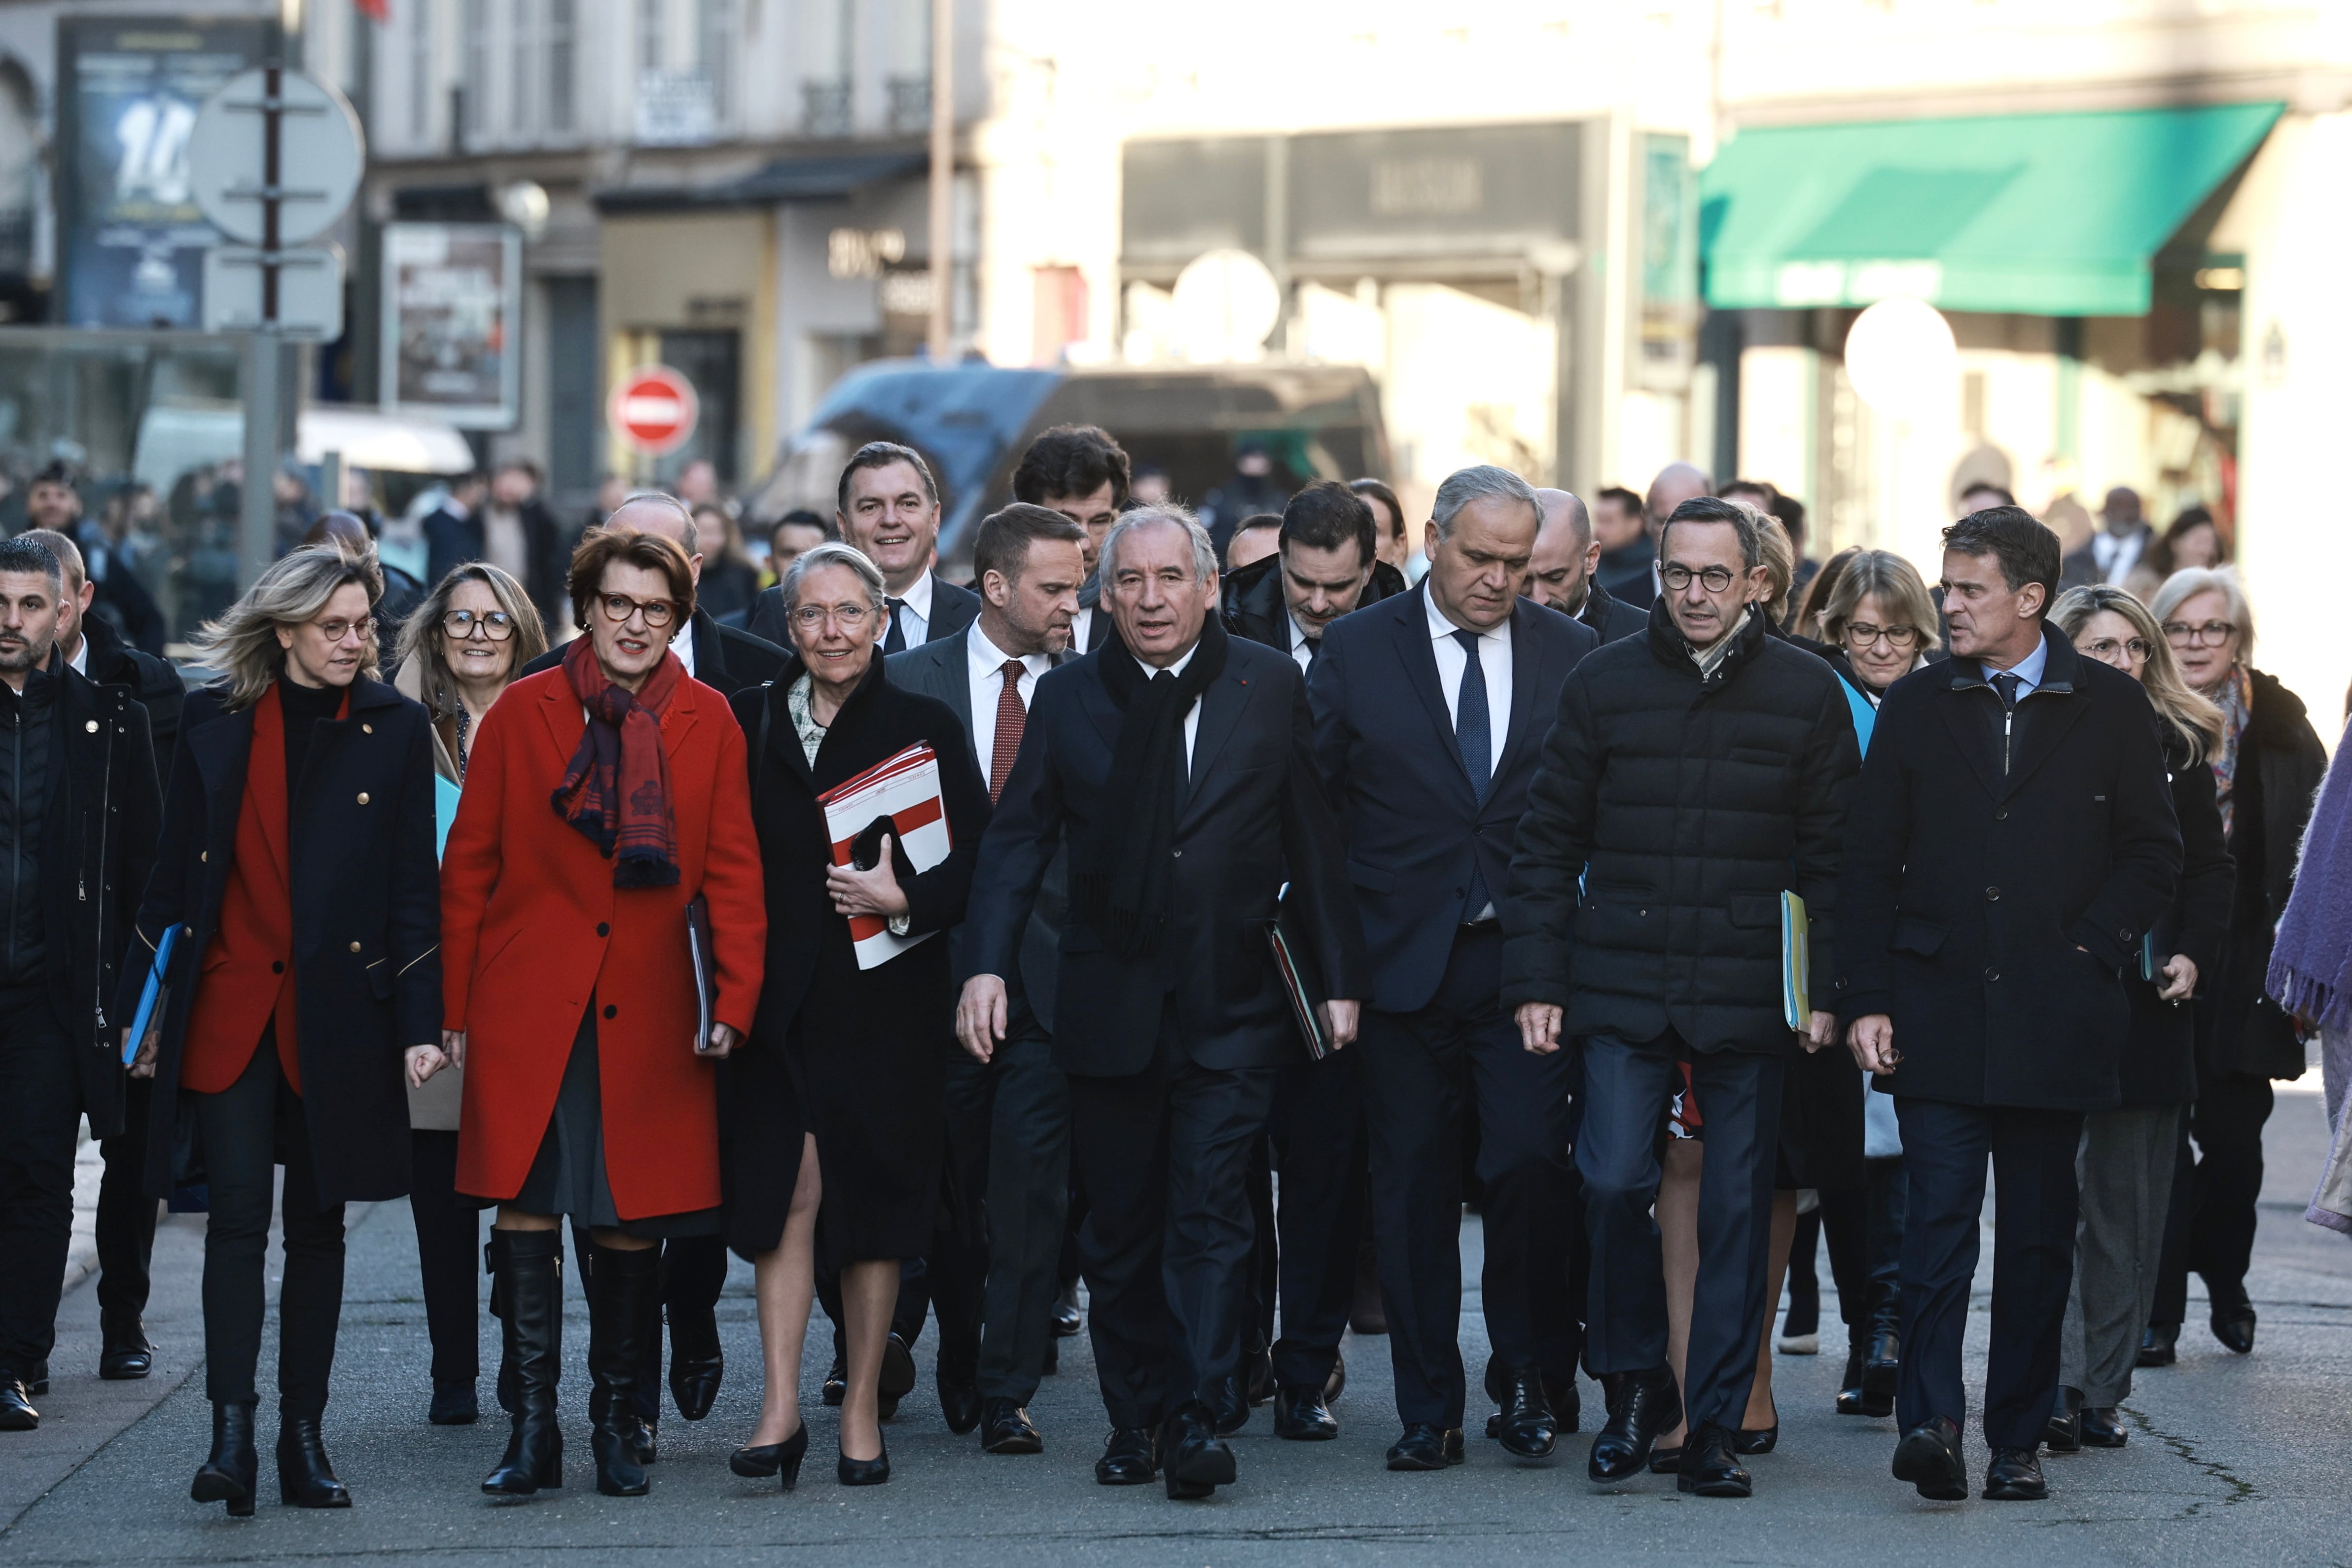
[{"left": 1308, "top": 584, "right": 1597, "bottom": 1016}]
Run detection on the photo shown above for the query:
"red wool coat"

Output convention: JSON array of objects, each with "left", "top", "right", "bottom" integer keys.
[{"left": 442, "top": 663, "right": 766, "bottom": 1219}]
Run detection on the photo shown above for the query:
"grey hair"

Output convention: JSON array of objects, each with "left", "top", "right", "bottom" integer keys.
[
  {"left": 1430, "top": 465, "right": 1541, "bottom": 544},
  {"left": 614, "top": 490, "right": 699, "bottom": 555},
  {"left": 1100, "top": 504, "right": 1218, "bottom": 585},
  {"left": 2149, "top": 566, "right": 2255, "bottom": 668},
  {"left": 188, "top": 545, "right": 381, "bottom": 711},
  {"left": 780, "top": 539, "right": 887, "bottom": 617}
]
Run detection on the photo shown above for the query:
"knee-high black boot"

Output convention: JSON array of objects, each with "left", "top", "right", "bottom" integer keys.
[
  {"left": 482, "top": 1230, "right": 565, "bottom": 1497},
  {"left": 589, "top": 1241, "right": 662, "bottom": 1497}
]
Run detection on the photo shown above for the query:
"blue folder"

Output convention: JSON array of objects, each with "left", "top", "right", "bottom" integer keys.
[{"left": 123, "top": 925, "right": 178, "bottom": 1065}]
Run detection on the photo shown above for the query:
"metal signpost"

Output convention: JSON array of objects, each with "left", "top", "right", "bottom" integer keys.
[{"left": 188, "top": 64, "right": 363, "bottom": 586}]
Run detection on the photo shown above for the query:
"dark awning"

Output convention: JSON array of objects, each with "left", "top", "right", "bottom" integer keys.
[{"left": 594, "top": 151, "right": 927, "bottom": 215}]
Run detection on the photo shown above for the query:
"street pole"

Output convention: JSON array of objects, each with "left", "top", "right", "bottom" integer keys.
[
  {"left": 237, "top": 59, "right": 291, "bottom": 588},
  {"left": 926, "top": 0, "right": 953, "bottom": 361}
]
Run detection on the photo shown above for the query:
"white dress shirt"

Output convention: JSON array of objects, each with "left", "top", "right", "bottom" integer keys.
[
  {"left": 2090, "top": 528, "right": 2144, "bottom": 587},
  {"left": 890, "top": 569, "right": 937, "bottom": 646},
  {"left": 668, "top": 615, "right": 697, "bottom": 677},
  {"left": 67, "top": 636, "right": 86, "bottom": 676},
  {"left": 1136, "top": 640, "right": 1205, "bottom": 771},
  {"left": 1425, "top": 589, "right": 1510, "bottom": 775},
  {"left": 966, "top": 621, "right": 1053, "bottom": 782},
  {"left": 1287, "top": 611, "right": 1317, "bottom": 675},
  {"left": 1069, "top": 604, "right": 1095, "bottom": 655}
]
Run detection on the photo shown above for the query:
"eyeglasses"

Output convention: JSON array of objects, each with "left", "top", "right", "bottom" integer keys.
[
  {"left": 441, "top": 608, "right": 517, "bottom": 641},
  {"left": 309, "top": 615, "right": 376, "bottom": 645},
  {"left": 1843, "top": 622, "right": 1921, "bottom": 651},
  {"left": 2081, "top": 636, "right": 2153, "bottom": 662},
  {"left": 789, "top": 603, "right": 873, "bottom": 631},
  {"left": 2161, "top": 619, "right": 2237, "bottom": 647},
  {"left": 596, "top": 592, "right": 677, "bottom": 630},
  {"left": 1660, "top": 564, "right": 1738, "bottom": 593}
]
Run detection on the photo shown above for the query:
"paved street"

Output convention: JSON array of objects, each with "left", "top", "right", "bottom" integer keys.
[{"left": 6, "top": 1082, "right": 2349, "bottom": 1568}]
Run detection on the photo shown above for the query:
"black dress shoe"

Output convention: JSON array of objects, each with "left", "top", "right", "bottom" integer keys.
[
  {"left": 100, "top": 1326, "right": 154, "bottom": 1381},
  {"left": 428, "top": 1381, "right": 479, "bottom": 1425},
  {"left": 980, "top": 1397, "right": 1043, "bottom": 1454},
  {"left": 878, "top": 1333, "right": 917, "bottom": 1420},
  {"left": 1892, "top": 1416, "right": 1967, "bottom": 1501},
  {"left": 667, "top": 1307, "right": 724, "bottom": 1422},
  {"left": 1983, "top": 1446, "right": 2047, "bottom": 1500},
  {"left": 729, "top": 1423, "right": 808, "bottom": 1489},
  {"left": 1161, "top": 1404, "right": 1237, "bottom": 1499},
  {"left": 2044, "top": 1386, "right": 2082, "bottom": 1454},
  {"left": 2138, "top": 1323, "right": 2179, "bottom": 1367},
  {"left": 822, "top": 1352, "right": 848, "bottom": 1407},
  {"left": 1836, "top": 1343, "right": 1871, "bottom": 1416},
  {"left": 1861, "top": 1321, "right": 1900, "bottom": 1411},
  {"left": 0, "top": 1379, "right": 37, "bottom": 1431},
  {"left": 277, "top": 1415, "right": 352, "bottom": 1508},
  {"left": 1588, "top": 1367, "right": 1681, "bottom": 1483},
  {"left": 1272, "top": 1384, "right": 1339, "bottom": 1441},
  {"left": 1494, "top": 1368, "right": 1558, "bottom": 1460},
  {"left": 192, "top": 1402, "right": 259, "bottom": 1517},
  {"left": 1210, "top": 1374, "right": 1249, "bottom": 1436},
  {"left": 837, "top": 1435, "right": 890, "bottom": 1486},
  {"left": 2209, "top": 1290, "right": 2257, "bottom": 1355},
  {"left": 1095, "top": 1425, "right": 1157, "bottom": 1484},
  {"left": 938, "top": 1374, "right": 983, "bottom": 1435},
  {"left": 1051, "top": 1283, "right": 1083, "bottom": 1337},
  {"left": 2081, "top": 1406, "right": 2128, "bottom": 1447},
  {"left": 1734, "top": 1423, "right": 1778, "bottom": 1455},
  {"left": 1385, "top": 1423, "right": 1465, "bottom": 1470},
  {"left": 1645, "top": 1444, "right": 1683, "bottom": 1475},
  {"left": 1677, "top": 1422, "right": 1752, "bottom": 1497}
]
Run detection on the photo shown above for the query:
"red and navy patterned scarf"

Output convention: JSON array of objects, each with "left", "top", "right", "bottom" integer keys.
[{"left": 551, "top": 636, "right": 682, "bottom": 887}]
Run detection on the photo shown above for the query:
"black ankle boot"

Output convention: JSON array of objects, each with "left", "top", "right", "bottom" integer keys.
[
  {"left": 482, "top": 1230, "right": 565, "bottom": 1497},
  {"left": 588, "top": 1241, "right": 662, "bottom": 1497},
  {"left": 277, "top": 1414, "right": 352, "bottom": 1507},
  {"left": 191, "top": 1401, "right": 259, "bottom": 1516}
]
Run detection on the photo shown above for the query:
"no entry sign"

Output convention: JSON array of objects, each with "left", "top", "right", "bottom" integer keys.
[{"left": 610, "top": 365, "right": 700, "bottom": 456}]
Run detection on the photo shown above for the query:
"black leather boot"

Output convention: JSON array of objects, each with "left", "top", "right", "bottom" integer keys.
[
  {"left": 191, "top": 1401, "right": 259, "bottom": 1516},
  {"left": 588, "top": 1241, "right": 662, "bottom": 1497},
  {"left": 482, "top": 1230, "right": 565, "bottom": 1497},
  {"left": 277, "top": 1414, "right": 352, "bottom": 1507}
]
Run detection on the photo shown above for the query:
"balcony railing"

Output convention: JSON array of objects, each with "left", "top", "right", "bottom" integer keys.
[
  {"left": 886, "top": 74, "right": 930, "bottom": 135},
  {"left": 801, "top": 78, "right": 852, "bottom": 138}
]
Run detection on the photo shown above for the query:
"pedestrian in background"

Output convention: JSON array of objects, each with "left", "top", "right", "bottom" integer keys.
[{"left": 122, "top": 545, "right": 441, "bottom": 1514}]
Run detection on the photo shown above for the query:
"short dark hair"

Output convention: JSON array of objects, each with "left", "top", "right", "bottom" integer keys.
[
  {"left": 1011, "top": 425, "right": 1131, "bottom": 508},
  {"left": 836, "top": 440, "right": 938, "bottom": 518},
  {"left": 1348, "top": 477, "right": 1405, "bottom": 541},
  {"left": 1234, "top": 512, "right": 1282, "bottom": 538},
  {"left": 1768, "top": 492, "right": 1806, "bottom": 541},
  {"left": 1942, "top": 505, "right": 2060, "bottom": 609},
  {"left": 1659, "top": 495, "right": 1765, "bottom": 570},
  {"left": 0, "top": 534, "right": 62, "bottom": 590},
  {"left": 567, "top": 526, "right": 697, "bottom": 631},
  {"left": 776, "top": 508, "right": 830, "bottom": 538},
  {"left": 973, "top": 502, "right": 1086, "bottom": 586},
  {"left": 497, "top": 457, "right": 544, "bottom": 484},
  {"left": 1598, "top": 485, "right": 1642, "bottom": 517},
  {"left": 1279, "top": 480, "right": 1375, "bottom": 567},
  {"left": 1959, "top": 482, "right": 2016, "bottom": 509},
  {"left": 1717, "top": 479, "right": 1778, "bottom": 507},
  {"left": 31, "top": 461, "right": 75, "bottom": 491}
]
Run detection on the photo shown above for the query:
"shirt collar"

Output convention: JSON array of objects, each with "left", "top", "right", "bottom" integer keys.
[
  {"left": 968, "top": 619, "right": 1051, "bottom": 678},
  {"left": 1982, "top": 628, "right": 2050, "bottom": 688},
  {"left": 1288, "top": 610, "right": 1317, "bottom": 654},
  {"left": 1137, "top": 638, "right": 1200, "bottom": 681},
  {"left": 1424, "top": 583, "right": 1505, "bottom": 645},
  {"left": 898, "top": 569, "right": 935, "bottom": 620}
]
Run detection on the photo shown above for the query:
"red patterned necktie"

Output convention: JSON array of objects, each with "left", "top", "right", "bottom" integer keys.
[{"left": 989, "top": 658, "right": 1028, "bottom": 803}]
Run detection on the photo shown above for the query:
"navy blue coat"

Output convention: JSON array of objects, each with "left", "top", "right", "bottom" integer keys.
[{"left": 1309, "top": 584, "right": 1596, "bottom": 1015}]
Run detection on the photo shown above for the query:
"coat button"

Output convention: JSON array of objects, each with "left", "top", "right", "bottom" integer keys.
[
  {"left": 200, "top": 851, "right": 207, "bottom": 862},
  {"left": 2118, "top": 928, "right": 2132, "bottom": 941},
  {"left": 362, "top": 723, "right": 373, "bottom": 734},
  {"left": 1985, "top": 886, "right": 2000, "bottom": 901},
  {"left": 1986, "top": 967, "right": 1999, "bottom": 982},
  {"left": 272, "top": 961, "right": 285, "bottom": 975},
  {"left": 84, "top": 718, "right": 97, "bottom": 732},
  {"left": 1171, "top": 849, "right": 1181, "bottom": 858},
  {"left": 597, "top": 922, "right": 610, "bottom": 937},
  {"left": 349, "top": 941, "right": 362, "bottom": 953},
  {"left": 604, "top": 1003, "right": 618, "bottom": 1019},
  {"left": 356, "top": 791, "right": 370, "bottom": 805},
  {"left": 1995, "top": 808, "right": 2008, "bottom": 820}
]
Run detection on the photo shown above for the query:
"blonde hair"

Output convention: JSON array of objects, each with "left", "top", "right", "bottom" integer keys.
[
  {"left": 2148, "top": 566, "right": 2254, "bottom": 669},
  {"left": 394, "top": 561, "right": 549, "bottom": 721},
  {"left": 188, "top": 545, "right": 381, "bottom": 711},
  {"left": 2051, "top": 584, "right": 2225, "bottom": 764},
  {"left": 1823, "top": 550, "right": 1943, "bottom": 655}
]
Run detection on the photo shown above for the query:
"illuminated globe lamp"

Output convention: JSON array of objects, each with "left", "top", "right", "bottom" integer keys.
[{"left": 1842, "top": 296, "right": 1958, "bottom": 419}]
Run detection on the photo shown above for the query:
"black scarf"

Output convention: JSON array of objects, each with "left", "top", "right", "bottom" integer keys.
[{"left": 1077, "top": 615, "right": 1229, "bottom": 959}]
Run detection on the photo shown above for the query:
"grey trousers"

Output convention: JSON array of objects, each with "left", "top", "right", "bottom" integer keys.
[{"left": 2060, "top": 1104, "right": 2181, "bottom": 1407}]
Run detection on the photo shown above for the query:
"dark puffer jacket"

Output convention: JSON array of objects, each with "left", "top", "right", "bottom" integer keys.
[{"left": 1502, "top": 598, "right": 1858, "bottom": 1053}]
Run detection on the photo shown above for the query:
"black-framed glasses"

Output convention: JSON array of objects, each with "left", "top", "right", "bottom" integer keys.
[
  {"left": 1843, "top": 622, "right": 1921, "bottom": 650},
  {"left": 2081, "top": 635, "right": 2153, "bottom": 662},
  {"left": 2161, "top": 619, "right": 2237, "bottom": 647},
  {"left": 596, "top": 592, "right": 677, "bottom": 630},
  {"left": 1660, "top": 564, "right": 1737, "bottom": 593},
  {"left": 441, "top": 608, "right": 517, "bottom": 641},
  {"left": 309, "top": 615, "right": 376, "bottom": 645}
]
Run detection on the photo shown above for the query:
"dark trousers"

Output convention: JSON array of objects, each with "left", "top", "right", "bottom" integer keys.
[
  {"left": 2154, "top": 1071, "right": 2274, "bottom": 1321},
  {"left": 96, "top": 1072, "right": 159, "bottom": 1334},
  {"left": 1264, "top": 1048, "right": 1367, "bottom": 1390},
  {"left": 1579, "top": 1032, "right": 1782, "bottom": 1431},
  {"left": 195, "top": 1039, "right": 346, "bottom": 1416},
  {"left": 1069, "top": 1006, "right": 1275, "bottom": 1430},
  {"left": 929, "top": 1050, "right": 996, "bottom": 1387},
  {"left": 0, "top": 984, "right": 78, "bottom": 1381},
  {"left": 407, "top": 1130, "right": 480, "bottom": 1387},
  {"left": 1895, "top": 1098, "right": 2081, "bottom": 1449},
  {"left": 977, "top": 1027, "right": 1073, "bottom": 1405},
  {"left": 1360, "top": 926, "right": 1579, "bottom": 1428},
  {"left": 1817, "top": 1154, "right": 1906, "bottom": 1336}
]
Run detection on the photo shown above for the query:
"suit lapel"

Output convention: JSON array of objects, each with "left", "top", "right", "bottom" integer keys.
[
  {"left": 1074, "top": 656, "right": 1122, "bottom": 754},
  {"left": 659, "top": 680, "right": 701, "bottom": 759},
  {"left": 2002, "top": 688, "right": 2087, "bottom": 799},
  {"left": 691, "top": 612, "right": 728, "bottom": 692},
  {"left": 1391, "top": 590, "right": 1475, "bottom": 800},
  {"left": 1495, "top": 602, "right": 1546, "bottom": 787},
  {"left": 1932, "top": 677, "right": 2002, "bottom": 800},
  {"left": 1183, "top": 667, "right": 1248, "bottom": 811}
]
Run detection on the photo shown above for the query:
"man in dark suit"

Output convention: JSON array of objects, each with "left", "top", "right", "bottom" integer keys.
[
  {"left": 1223, "top": 480, "right": 1408, "bottom": 664},
  {"left": 420, "top": 472, "right": 488, "bottom": 586},
  {"left": 749, "top": 443, "right": 979, "bottom": 651},
  {"left": 1311, "top": 465, "right": 1598, "bottom": 1470},
  {"left": 1591, "top": 485, "right": 1656, "bottom": 611},
  {"left": 1528, "top": 488, "right": 1646, "bottom": 645},
  {"left": 425, "top": 463, "right": 569, "bottom": 633},
  {"left": 1013, "top": 424, "right": 1127, "bottom": 656},
  {"left": 960, "top": 505, "right": 1368, "bottom": 1499},
  {"left": 894, "top": 504, "right": 1087, "bottom": 1453},
  {"left": 2058, "top": 485, "right": 2155, "bottom": 592},
  {"left": 1839, "top": 506, "right": 2179, "bottom": 1503}
]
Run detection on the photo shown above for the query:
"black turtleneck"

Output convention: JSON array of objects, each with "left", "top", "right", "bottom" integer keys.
[
  {"left": 279, "top": 676, "right": 346, "bottom": 796},
  {"left": 0, "top": 659, "right": 57, "bottom": 985}
]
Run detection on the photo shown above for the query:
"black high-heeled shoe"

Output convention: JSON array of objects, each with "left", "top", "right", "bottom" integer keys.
[
  {"left": 838, "top": 1434, "right": 891, "bottom": 1486},
  {"left": 277, "top": 1414, "right": 352, "bottom": 1507},
  {"left": 730, "top": 1423, "right": 809, "bottom": 1490},
  {"left": 191, "top": 1402, "right": 259, "bottom": 1517}
]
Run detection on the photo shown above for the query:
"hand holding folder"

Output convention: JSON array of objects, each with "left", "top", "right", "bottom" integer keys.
[{"left": 123, "top": 925, "right": 178, "bottom": 1070}]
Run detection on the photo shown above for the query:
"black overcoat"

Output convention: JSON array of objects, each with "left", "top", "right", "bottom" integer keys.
[{"left": 2121, "top": 735, "right": 2233, "bottom": 1107}]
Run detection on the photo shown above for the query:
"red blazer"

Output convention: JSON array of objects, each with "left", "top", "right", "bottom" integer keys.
[{"left": 443, "top": 662, "right": 766, "bottom": 1219}]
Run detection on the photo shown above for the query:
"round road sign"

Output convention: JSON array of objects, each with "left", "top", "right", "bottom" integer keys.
[
  {"left": 188, "top": 69, "right": 365, "bottom": 247},
  {"left": 610, "top": 366, "right": 700, "bottom": 456}
]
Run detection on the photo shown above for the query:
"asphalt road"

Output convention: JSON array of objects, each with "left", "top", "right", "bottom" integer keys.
[{"left": 6, "top": 1083, "right": 2349, "bottom": 1568}]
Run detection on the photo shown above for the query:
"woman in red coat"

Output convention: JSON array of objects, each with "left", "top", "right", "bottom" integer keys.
[{"left": 413, "top": 527, "right": 764, "bottom": 1501}]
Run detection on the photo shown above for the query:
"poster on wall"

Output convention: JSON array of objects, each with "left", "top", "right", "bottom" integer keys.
[
  {"left": 55, "top": 15, "right": 270, "bottom": 328},
  {"left": 380, "top": 222, "right": 521, "bottom": 429}
]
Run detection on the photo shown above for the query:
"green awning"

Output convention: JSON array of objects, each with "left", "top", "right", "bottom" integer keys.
[{"left": 1699, "top": 103, "right": 2282, "bottom": 317}]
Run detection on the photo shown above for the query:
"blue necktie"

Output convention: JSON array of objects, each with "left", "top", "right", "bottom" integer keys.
[
  {"left": 883, "top": 597, "right": 908, "bottom": 654},
  {"left": 1453, "top": 630, "right": 1492, "bottom": 802},
  {"left": 1991, "top": 670, "right": 2021, "bottom": 709}
]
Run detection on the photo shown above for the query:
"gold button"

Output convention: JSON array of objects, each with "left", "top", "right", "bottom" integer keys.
[
  {"left": 200, "top": 851, "right": 207, "bottom": 862},
  {"left": 349, "top": 941, "right": 362, "bottom": 953},
  {"left": 356, "top": 792, "right": 370, "bottom": 805},
  {"left": 84, "top": 719, "right": 98, "bottom": 732},
  {"left": 362, "top": 723, "right": 373, "bottom": 734}
]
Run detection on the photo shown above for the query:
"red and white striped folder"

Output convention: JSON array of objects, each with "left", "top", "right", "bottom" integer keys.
[{"left": 817, "top": 742, "right": 952, "bottom": 970}]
